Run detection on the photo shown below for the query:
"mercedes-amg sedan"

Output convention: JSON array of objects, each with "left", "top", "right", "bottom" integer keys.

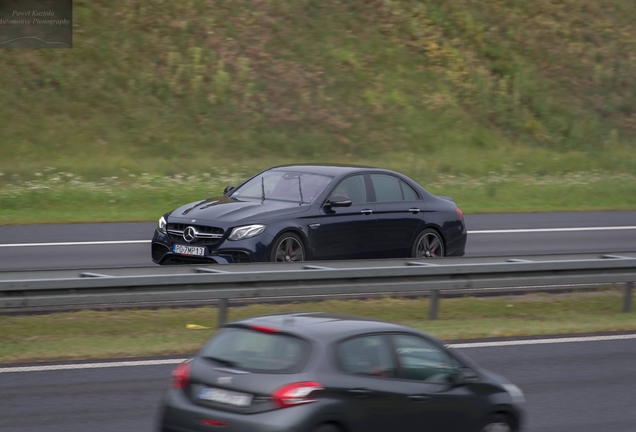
[
  {"left": 151, "top": 165, "right": 466, "bottom": 265},
  {"left": 158, "top": 313, "right": 524, "bottom": 432}
]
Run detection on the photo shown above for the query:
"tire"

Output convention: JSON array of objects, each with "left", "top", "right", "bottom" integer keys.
[
  {"left": 311, "top": 424, "right": 340, "bottom": 432},
  {"left": 479, "top": 414, "right": 515, "bottom": 432},
  {"left": 269, "top": 232, "right": 305, "bottom": 262},
  {"left": 411, "top": 228, "right": 445, "bottom": 258}
]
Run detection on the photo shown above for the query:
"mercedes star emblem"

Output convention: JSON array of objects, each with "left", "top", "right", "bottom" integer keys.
[{"left": 183, "top": 226, "right": 197, "bottom": 243}]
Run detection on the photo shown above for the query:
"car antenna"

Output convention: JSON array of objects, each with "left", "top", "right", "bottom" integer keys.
[
  {"left": 297, "top": 175, "right": 304, "bottom": 205},
  {"left": 261, "top": 176, "right": 265, "bottom": 203}
]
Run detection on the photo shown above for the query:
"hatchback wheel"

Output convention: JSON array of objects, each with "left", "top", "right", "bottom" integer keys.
[
  {"left": 270, "top": 233, "right": 305, "bottom": 262},
  {"left": 411, "top": 229, "right": 444, "bottom": 258},
  {"left": 479, "top": 414, "right": 514, "bottom": 432}
]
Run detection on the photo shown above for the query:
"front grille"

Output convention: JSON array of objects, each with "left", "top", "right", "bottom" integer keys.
[{"left": 166, "top": 223, "right": 225, "bottom": 245}]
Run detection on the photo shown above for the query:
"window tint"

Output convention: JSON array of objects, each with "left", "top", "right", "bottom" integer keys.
[
  {"left": 370, "top": 174, "right": 402, "bottom": 203},
  {"left": 400, "top": 180, "right": 419, "bottom": 201},
  {"left": 338, "top": 335, "right": 396, "bottom": 378},
  {"left": 392, "top": 334, "right": 458, "bottom": 383},
  {"left": 329, "top": 175, "right": 367, "bottom": 205},
  {"left": 199, "top": 327, "right": 310, "bottom": 373}
]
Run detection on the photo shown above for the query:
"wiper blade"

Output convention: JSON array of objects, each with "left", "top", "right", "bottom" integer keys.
[{"left": 204, "top": 356, "right": 238, "bottom": 367}]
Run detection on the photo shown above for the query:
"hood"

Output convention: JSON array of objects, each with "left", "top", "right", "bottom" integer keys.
[{"left": 168, "top": 196, "right": 310, "bottom": 224}]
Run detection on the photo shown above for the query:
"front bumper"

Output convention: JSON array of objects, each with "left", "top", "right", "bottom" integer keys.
[{"left": 151, "top": 229, "right": 274, "bottom": 265}]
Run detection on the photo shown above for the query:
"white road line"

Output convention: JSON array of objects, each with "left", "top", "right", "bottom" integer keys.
[
  {"left": 1, "top": 333, "right": 635, "bottom": 374},
  {"left": 448, "top": 333, "right": 636, "bottom": 349},
  {"left": 0, "top": 240, "right": 150, "bottom": 248},
  {"left": 468, "top": 226, "right": 636, "bottom": 234},
  {"left": 1, "top": 226, "right": 635, "bottom": 248},
  {"left": 0, "top": 359, "right": 185, "bottom": 373}
]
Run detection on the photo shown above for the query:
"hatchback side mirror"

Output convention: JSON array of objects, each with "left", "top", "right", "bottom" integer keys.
[
  {"left": 450, "top": 368, "right": 479, "bottom": 386},
  {"left": 223, "top": 185, "right": 235, "bottom": 195},
  {"left": 325, "top": 195, "right": 352, "bottom": 207}
]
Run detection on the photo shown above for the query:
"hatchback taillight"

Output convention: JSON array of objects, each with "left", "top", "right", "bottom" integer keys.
[
  {"left": 271, "top": 382, "right": 324, "bottom": 408},
  {"left": 172, "top": 361, "right": 191, "bottom": 389}
]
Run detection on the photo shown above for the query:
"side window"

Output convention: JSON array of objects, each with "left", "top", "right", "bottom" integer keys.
[
  {"left": 392, "top": 334, "right": 458, "bottom": 383},
  {"left": 400, "top": 180, "right": 419, "bottom": 201},
  {"left": 329, "top": 175, "right": 367, "bottom": 205},
  {"left": 337, "top": 335, "right": 396, "bottom": 378},
  {"left": 370, "top": 174, "right": 403, "bottom": 203}
]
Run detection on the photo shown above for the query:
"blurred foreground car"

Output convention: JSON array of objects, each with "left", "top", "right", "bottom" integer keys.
[
  {"left": 158, "top": 313, "right": 524, "bottom": 432},
  {"left": 151, "top": 165, "right": 466, "bottom": 264}
]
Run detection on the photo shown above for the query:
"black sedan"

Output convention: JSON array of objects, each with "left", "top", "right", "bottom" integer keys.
[
  {"left": 151, "top": 165, "right": 466, "bottom": 265},
  {"left": 158, "top": 313, "right": 524, "bottom": 432}
]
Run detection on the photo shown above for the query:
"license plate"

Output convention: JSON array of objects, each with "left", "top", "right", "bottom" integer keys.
[
  {"left": 198, "top": 387, "right": 253, "bottom": 407},
  {"left": 173, "top": 244, "right": 205, "bottom": 256}
]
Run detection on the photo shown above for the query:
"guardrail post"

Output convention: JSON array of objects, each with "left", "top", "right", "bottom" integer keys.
[
  {"left": 218, "top": 298, "right": 228, "bottom": 327},
  {"left": 624, "top": 282, "right": 633, "bottom": 313},
  {"left": 429, "top": 290, "right": 439, "bottom": 320}
]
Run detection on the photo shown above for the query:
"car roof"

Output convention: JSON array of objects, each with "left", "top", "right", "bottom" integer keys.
[
  {"left": 227, "top": 312, "right": 419, "bottom": 342},
  {"left": 269, "top": 164, "right": 389, "bottom": 177}
]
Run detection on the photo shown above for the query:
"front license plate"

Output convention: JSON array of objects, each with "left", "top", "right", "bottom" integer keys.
[
  {"left": 173, "top": 244, "right": 205, "bottom": 256},
  {"left": 198, "top": 387, "right": 253, "bottom": 407}
]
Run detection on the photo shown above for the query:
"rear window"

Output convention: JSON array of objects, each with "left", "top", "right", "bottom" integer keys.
[{"left": 199, "top": 327, "right": 311, "bottom": 374}]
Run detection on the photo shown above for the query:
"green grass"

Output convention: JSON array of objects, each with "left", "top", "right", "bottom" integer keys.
[
  {"left": 1, "top": 291, "right": 634, "bottom": 363},
  {"left": 2, "top": 0, "right": 636, "bottom": 223}
]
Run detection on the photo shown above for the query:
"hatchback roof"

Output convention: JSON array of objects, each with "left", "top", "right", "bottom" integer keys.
[{"left": 228, "top": 312, "right": 414, "bottom": 342}]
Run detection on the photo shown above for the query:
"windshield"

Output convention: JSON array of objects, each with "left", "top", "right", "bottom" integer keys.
[{"left": 230, "top": 170, "right": 333, "bottom": 203}]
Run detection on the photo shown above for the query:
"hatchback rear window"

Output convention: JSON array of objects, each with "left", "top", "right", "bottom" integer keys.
[{"left": 199, "top": 327, "right": 311, "bottom": 374}]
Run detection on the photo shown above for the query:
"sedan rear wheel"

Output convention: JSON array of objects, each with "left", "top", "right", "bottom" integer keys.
[
  {"left": 412, "top": 229, "right": 445, "bottom": 258},
  {"left": 270, "top": 233, "right": 305, "bottom": 262}
]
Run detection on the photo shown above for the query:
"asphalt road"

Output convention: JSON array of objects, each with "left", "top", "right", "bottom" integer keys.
[
  {"left": 0, "top": 211, "right": 635, "bottom": 271},
  {"left": 1, "top": 336, "right": 635, "bottom": 432}
]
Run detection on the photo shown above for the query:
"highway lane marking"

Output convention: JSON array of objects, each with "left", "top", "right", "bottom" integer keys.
[
  {"left": 468, "top": 226, "right": 636, "bottom": 234},
  {"left": 1, "top": 226, "right": 636, "bottom": 248},
  {"left": 1, "top": 334, "right": 635, "bottom": 374},
  {"left": 0, "top": 240, "right": 150, "bottom": 247}
]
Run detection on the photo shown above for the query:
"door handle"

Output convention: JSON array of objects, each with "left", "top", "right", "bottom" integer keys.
[
  {"left": 407, "top": 394, "right": 431, "bottom": 402},
  {"left": 349, "top": 388, "right": 373, "bottom": 397},
  {"left": 361, "top": 209, "right": 373, "bottom": 215},
  {"left": 408, "top": 208, "right": 421, "bottom": 214}
]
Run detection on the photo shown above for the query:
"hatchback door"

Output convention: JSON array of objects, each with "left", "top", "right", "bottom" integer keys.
[
  {"left": 368, "top": 174, "right": 424, "bottom": 258},
  {"left": 389, "top": 333, "right": 486, "bottom": 432},
  {"left": 187, "top": 326, "right": 315, "bottom": 415},
  {"left": 331, "top": 334, "right": 413, "bottom": 432}
]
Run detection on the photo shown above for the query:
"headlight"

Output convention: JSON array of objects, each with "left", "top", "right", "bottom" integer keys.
[
  {"left": 228, "top": 224, "right": 266, "bottom": 241},
  {"left": 157, "top": 216, "right": 167, "bottom": 234},
  {"left": 502, "top": 383, "right": 525, "bottom": 403}
]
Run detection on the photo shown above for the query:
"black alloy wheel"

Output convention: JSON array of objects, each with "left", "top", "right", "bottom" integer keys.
[
  {"left": 271, "top": 233, "right": 305, "bottom": 262},
  {"left": 412, "top": 228, "right": 445, "bottom": 258}
]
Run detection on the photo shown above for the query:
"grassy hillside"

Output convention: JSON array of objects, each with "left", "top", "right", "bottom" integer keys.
[{"left": 2, "top": 0, "right": 636, "bottom": 223}]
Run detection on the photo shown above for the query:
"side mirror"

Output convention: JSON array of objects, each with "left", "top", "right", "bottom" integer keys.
[
  {"left": 223, "top": 185, "right": 235, "bottom": 195},
  {"left": 326, "top": 195, "right": 352, "bottom": 208},
  {"left": 450, "top": 368, "right": 479, "bottom": 386}
]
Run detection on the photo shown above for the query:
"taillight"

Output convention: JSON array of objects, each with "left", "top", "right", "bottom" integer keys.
[
  {"left": 171, "top": 361, "right": 191, "bottom": 389},
  {"left": 271, "top": 382, "right": 324, "bottom": 408},
  {"left": 455, "top": 207, "right": 464, "bottom": 222},
  {"left": 248, "top": 325, "right": 280, "bottom": 333},
  {"left": 198, "top": 419, "right": 229, "bottom": 427}
]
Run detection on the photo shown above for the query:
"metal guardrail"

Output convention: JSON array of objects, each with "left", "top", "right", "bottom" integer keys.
[{"left": 1, "top": 253, "right": 635, "bottom": 325}]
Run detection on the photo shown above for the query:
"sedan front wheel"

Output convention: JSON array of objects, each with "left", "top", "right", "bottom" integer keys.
[{"left": 270, "top": 233, "right": 305, "bottom": 262}]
